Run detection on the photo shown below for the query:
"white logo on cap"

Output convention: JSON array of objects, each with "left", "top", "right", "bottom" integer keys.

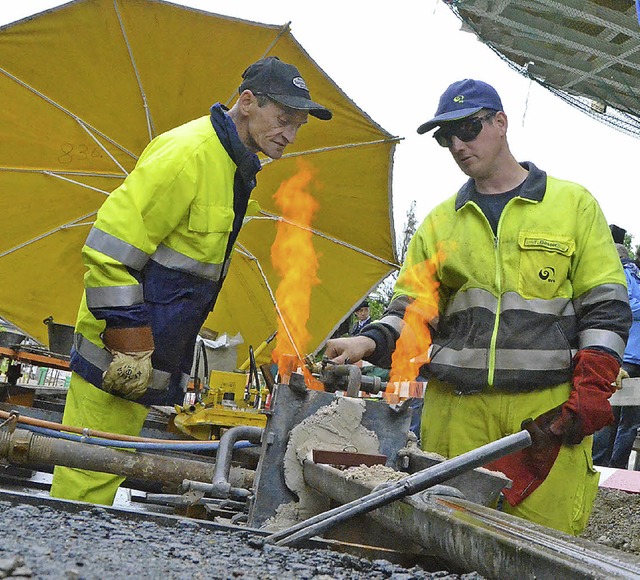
[{"left": 292, "top": 76, "right": 308, "bottom": 90}]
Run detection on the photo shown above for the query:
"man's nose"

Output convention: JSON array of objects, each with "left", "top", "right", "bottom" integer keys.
[
  {"left": 282, "top": 125, "right": 299, "bottom": 144},
  {"left": 449, "top": 135, "right": 465, "bottom": 151}
]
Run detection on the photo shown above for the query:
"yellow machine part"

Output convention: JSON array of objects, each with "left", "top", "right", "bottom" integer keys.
[{"left": 174, "top": 370, "right": 268, "bottom": 440}]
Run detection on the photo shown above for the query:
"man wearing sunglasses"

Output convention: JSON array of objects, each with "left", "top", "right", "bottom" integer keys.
[{"left": 326, "top": 79, "right": 630, "bottom": 535}]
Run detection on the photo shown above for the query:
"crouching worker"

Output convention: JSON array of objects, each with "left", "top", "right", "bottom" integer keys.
[
  {"left": 50, "top": 57, "right": 331, "bottom": 505},
  {"left": 326, "top": 79, "right": 630, "bottom": 535}
]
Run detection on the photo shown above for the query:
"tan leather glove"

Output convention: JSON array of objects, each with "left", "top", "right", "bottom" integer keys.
[
  {"left": 102, "top": 327, "right": 154, "bottom": 400},
  {"left": 615, "top": 367, "right": 630, "bottom": 390}
]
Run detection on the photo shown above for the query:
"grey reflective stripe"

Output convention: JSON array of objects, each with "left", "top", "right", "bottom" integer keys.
[
  {"left": 431, "top": 346, "right": 487, "bottom": 370},
  {"left": 447, "top": 288, "right": 497, "bottom": 316},
  {"left": 74, "top": 333, "right": 112, "bottom": 372},
  {"left": 579, "top": 328, "right": 627, "bottom": 358},
  {"left": 496, "top": 348, "right": 577, "bottom": 371},
  {"left": 150, "top": 243, "right": 224, "bottom": 281},
  {"left": 179, "top": 373, "right": 190, "bottom": 391},
  {"left": 446, "top": 289, "right": 574, "bottom": 317},
  {"left": 222, "top": 258, "right": 231, "bottom": 278},
  {"left": 574, "top": 283, "right": 628, "bottom": 310},
  {"left": 148, "top": 369, "right": 171, "bottom": 392},
  {"left": 433, "top": 345, "right": 575, "bottom": 372},
  {"left": 85, "top": 227, "right": 149, "bottom": 271},
  {"left": 86, "top": 284, "right": 144, "bottom": 309},
  {"left": 377, "top": 316, "right": 404, "bottom": 334},
  {"left": 501, "top": 292, "right": 574, "bottom": 316}
]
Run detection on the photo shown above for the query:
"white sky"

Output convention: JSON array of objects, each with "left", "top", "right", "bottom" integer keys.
[{"left": 5, "top": 1, "right": 640, "bottom": 245}]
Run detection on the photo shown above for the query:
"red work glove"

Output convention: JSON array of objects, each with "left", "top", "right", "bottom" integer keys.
[
  {"left": 485, "top": 407, "right": 562, "bottom": 506},
  {"left": 486, "top": 349, "right": 619, "bottom": 506},
  {"left": 548, "top": 348, "right": 619, "bottom": 444}
]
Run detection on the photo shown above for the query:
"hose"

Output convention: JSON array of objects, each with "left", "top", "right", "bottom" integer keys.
[
  {"left": 21, "top": 424, "right": 258, "bottom": 452},
  {"left": 0, "top": 408, "right": 212, "bottom": 444}
]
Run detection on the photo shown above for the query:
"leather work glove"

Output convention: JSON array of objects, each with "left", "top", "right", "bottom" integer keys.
[
  {"left": 548, "top": 348, "right": 620, "bottom": 445},
  {"left": 615, "top": 367, "right": 630, "bottom": 390},
  {"left": 486, "top": 349, "right": 620, "bottom": 506},
  {"left": 485, "top": 407, "right": 562, "bottom": 506},
  {"left": 101, "top": 327, "right": 155, "bottom": 401}
]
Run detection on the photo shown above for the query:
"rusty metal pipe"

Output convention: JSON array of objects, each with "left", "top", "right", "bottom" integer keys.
[{"left": 0, "top": 427, "right": 233, "bottom": 489}]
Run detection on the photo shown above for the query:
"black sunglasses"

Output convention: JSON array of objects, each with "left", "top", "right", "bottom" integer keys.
[{"left": 433, "top": 111, "right": 497, "bottom": 148}]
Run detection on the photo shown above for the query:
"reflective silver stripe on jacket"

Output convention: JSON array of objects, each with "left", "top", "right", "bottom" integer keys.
[
  {"left": 150, "top": 243, "right": 224, "bottom": 281},
  {"left": 377, "top": 315, "right": 405, "bottom": 335},
  {"left": 496, "top": 348, "right": 578, "bottom": 371},
  {"left": 74, "top": 333, "right": 111, "bottom": 371},
  {"left": 433, "top": 345, "right": 576, "bottom": 372},
  {"left": 74, "top": 333, "right": 169, "bottom": 392},
  {"left": 573, "top": 283, "right": 629, "bottom": 310},
  {"left": 149, "top": 369, "right": 171, "bottom": 392},
  {"left": 579, "top": 328, "right": 626, "bottom": 359},
  {"left": 85, "top": 227, "right": 149, "bottom": 271},
  {"left": 446, "top": 288, "right": 574, "bottom": 317},
  {"left": 86, "top": 284, "right": 144, "bottom": 309}
]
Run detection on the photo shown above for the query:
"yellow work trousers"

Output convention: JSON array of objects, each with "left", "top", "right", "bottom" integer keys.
[
  {"left": 420, "top": 379, "right": 599, "bottom": 535},
  {"left": 49, "top": 372, "right": 149, "bottom": 505}
]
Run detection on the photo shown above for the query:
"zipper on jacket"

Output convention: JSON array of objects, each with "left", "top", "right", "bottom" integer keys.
[{"left": 487, "top": 233, "right": 501, "bottom": 387}]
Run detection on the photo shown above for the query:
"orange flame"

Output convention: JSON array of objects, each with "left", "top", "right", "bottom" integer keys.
[
  {"left": 388, "top": 252, "right": 442, "bottom": 384},
  {"left": 270, "top": 161, "right": 322, "bottom": 387}
]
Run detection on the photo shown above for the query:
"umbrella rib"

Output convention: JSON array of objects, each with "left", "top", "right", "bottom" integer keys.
[
  {"left": 113, "top": 0, "right": 155, "bottom": 141},
  {"left": 254, "top": 213, "right": 400, "bottom": 269},
  {"left": 0, "top": 213, "right": 95, "bottom": 259},
  {"left": 43, "top": 171, "right": 111, "bottom": 196},
  {"left": 260, "top": 137, "right": 401, "bottom": 166},
  {"left": 0, "top": 66, "right": 138, "bottom": 168},
  {"left": 223, "top": 22, "right": 292, "bottom": 107},
  {"left": 234, "top": 243, "right": 303, "bottom": 361},
  {"left": 0, "top": 167, "right": 124, "bottom": 179}
]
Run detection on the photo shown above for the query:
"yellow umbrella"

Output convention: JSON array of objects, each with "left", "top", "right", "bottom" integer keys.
[{"left": 0, "top": 0, "right": 399, "bottom": 365}]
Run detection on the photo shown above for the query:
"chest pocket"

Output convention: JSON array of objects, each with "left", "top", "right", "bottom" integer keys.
[
  {"left": 188, "top": 204, "right": 234, "bottom": 233},
  {"left": 517, "top": 232, "right": 575, "bottom": 299}
]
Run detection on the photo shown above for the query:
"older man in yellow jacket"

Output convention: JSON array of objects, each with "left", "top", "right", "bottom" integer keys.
[
  {"left": 327, "top": 79, "right": 630, "bottom": 535},
  {"left": 50, "top": 57, "right": 331, "bottom": 505}
]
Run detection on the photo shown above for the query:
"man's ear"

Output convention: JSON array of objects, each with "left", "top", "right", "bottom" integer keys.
[
  {"left": 495, "top": 110, "right": 508, "bottom": 134},
  {"left": 237, "top": 90, "right": 256, "bottom": 116}
]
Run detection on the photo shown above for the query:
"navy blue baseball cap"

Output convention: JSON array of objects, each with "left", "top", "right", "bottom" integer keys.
[
  {"left": 417, "top": 79, "right": 503, "bottom": 134},
  {"left": 239, "top": 56, "right": 332, "bottom": 121}
]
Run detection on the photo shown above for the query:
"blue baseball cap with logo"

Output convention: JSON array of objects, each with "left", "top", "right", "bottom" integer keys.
[{"left": 417, "top": 79, "right": 503, "bottom": 134}]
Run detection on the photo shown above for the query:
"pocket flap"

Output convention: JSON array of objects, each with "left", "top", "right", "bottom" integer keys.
[
  {"left": 518, "top": 232, "right": 575, "bottom": 256},
  {"left": 188, "top": 204, "right": 234, "bottom": 233}
]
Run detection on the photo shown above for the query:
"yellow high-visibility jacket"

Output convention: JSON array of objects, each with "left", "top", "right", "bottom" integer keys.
[
  {"left": 366, "top": 162, "right": 630, "bottom": 392},
  {"left": 69, "top": 105, "right": 261, "bottom": 405}
]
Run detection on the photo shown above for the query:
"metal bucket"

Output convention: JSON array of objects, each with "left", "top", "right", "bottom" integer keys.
[
  {"left": 43, "top": 317, "right": 74, "bottom": 356},
  {"left": 0, "top": 331, "right": 26, "bottom": 348}
]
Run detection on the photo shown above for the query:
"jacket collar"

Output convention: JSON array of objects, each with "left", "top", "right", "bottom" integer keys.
[
  {"left": 455, "top": 161, "right": 547, "bottom": 211},
  {"left": 210, "top": 103, "right": 262, "bottom": 190}
]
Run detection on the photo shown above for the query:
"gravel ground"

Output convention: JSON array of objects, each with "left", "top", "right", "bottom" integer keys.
[
  {"left": 582, "top": 487, "right": 640, "bottom": 555},
  {"left": 0, "top": 487, "right": 638, "bottom": 579},
  {"left": 0, "top": 501, "right": 482, "bottom": 580}
]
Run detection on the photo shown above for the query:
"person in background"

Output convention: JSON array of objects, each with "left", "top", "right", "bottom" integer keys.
[
  {"left": 50, "top": 56, "right": 331, "bottom": 505},
  {"left": 592, "top": 243, "right": 640, "bottom": 469},
  {"left": 326, "top": 79, "right": 631, "bottom": 535},
  {"left": 349, "top": 300, "right": 371, "bottom": 336}
]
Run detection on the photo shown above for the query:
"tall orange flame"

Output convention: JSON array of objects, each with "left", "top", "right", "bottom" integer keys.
[
  {"left": 389, "top": 252, "right": 442, "bottom": 383},
  {"left": 270, "top": 161, "right": 321, "bottom": 386}
]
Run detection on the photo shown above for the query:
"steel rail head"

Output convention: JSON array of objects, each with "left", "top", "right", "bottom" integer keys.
[{"left": 266, "top": 429, "right": 531, "bottom": 547}]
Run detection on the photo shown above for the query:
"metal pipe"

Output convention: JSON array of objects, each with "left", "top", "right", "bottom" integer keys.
[
  {"left": 211, "top": 426, "right": 263, "bottom": 493},
  {"left": 0, "top": 427, "right": 219, "bottom": 488},
  {"left": 302, "top": 461, "right": 640, "bottom": 580},
  {"left": 266, "top": 429, "right": 531, "bottom": 546}
]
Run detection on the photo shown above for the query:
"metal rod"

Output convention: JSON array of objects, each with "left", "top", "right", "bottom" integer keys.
[{"left": 266, "top": 429, "right": 531, "bottom": 546}]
